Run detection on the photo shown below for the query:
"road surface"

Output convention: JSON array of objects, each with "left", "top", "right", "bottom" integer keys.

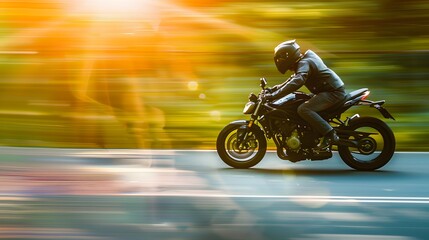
[{"left": 0, "top": 147, "right": 428, "bottom": 239}]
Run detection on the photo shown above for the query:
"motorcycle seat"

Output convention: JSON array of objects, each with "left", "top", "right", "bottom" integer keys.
[{"left": 320, "top": 88, "right": 369, "bottom": 118}]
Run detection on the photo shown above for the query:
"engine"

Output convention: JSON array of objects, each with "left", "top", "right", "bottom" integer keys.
[
  {"left": 270, "top": 117, "right": 320, "bottom": 155},
  {"left": 272, "top": 118, "right": 320, "bottom": 151},
  {"left": 286, "top": 129, "right": 301, "bottom": 151},
  {"left": 269, "top": 118, "right": 323, "bottom": 162},
  {"left": 271, "top": 119, "right": 301, "bottom": 152}
]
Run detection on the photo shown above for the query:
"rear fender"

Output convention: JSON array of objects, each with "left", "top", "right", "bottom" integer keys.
[
  {"left": 371, "top": 102, "right": 395, "bottom": 120},
  {"left": 359, "top": 100, "right": 395, "bottom": 120}
]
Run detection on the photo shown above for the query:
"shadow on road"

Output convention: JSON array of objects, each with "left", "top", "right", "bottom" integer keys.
[
  {"left": 219, "top": 167, "right": 406, "bottom": 177},
  {"left": 250, "top": 168, "right": 358, "bottom": 176}
]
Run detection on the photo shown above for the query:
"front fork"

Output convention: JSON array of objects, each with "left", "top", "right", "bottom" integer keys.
[
  {"left": 236, "top": 96, "right": 264, "bottom": 150},
  {"left": 236, "top": 125, "right": 249, "bottom": 150},
  {"left": 236, "top": 119, "right": 258, "bottom": 150}
]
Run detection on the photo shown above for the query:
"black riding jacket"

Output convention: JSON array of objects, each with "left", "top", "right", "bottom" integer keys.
[{"left": 271, "top": 50, "right": 344, "bottom": 98}]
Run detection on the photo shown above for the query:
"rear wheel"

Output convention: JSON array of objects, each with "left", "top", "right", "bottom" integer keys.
[
  {"left": 216, "top": 123, "right": 267, "bottom": 169},
  {"left": 338, "top": 117, "right": 395, "bottom": 171}
]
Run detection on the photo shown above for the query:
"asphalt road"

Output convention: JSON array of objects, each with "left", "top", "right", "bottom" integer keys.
[{"left": 0, "top": 147, "right": 428, "bottom": 240}]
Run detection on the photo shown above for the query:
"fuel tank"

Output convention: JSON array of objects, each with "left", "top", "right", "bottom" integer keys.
[{"left": 270, "top": 92, "right": 310, "bottom": 111}]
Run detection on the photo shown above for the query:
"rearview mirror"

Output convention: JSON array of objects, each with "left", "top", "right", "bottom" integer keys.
[{"left": 260, "top": 77, "right": 267, "bottom": 89}]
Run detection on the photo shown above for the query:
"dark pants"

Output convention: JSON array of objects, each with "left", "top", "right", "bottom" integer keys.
[{"left": 297, "top": 88, "right": 347, "bottom": 136}]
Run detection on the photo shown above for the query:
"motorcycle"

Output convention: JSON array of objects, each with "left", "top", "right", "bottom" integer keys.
[{"left": 216, "top": 78, "right": 396, "bottom": 171}]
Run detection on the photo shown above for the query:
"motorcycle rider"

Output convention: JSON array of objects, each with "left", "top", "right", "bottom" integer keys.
[{"left": 265, "top": 40, "right": 347, "bottom": 150}]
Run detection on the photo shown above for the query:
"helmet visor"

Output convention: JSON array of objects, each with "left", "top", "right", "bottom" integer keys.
[{"left": 274, "top": 56, "right": 288, "bottom": 74}]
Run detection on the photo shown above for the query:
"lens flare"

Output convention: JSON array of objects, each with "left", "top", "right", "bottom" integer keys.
[
  {"left": 72, "top": 0, "right": 155, "bottom": 18},
  {"left": 188, "top": 81, "right": 199, "bottom": 91},
  {"left": 210, "top": 111, "right": 221, "bottom": 122}
]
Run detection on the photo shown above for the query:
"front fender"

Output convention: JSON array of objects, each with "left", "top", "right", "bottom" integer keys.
[
  {"left": 226, "top": 120, "right": 265, "bottom": 139},
  {"left": 229, "top": 120, "right": 249, "bottom": 125}
]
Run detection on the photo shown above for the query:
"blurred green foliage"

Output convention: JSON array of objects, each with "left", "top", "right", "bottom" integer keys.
[{"left": 0, "top": 0, "right": 428, "bottom": 150}]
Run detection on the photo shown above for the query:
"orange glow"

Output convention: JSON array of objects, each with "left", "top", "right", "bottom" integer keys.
[{"left": 70, "top": 0, "right": 156, "bottom": 19}]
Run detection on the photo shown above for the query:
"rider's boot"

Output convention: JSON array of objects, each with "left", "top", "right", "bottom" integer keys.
[{"left": 316, "top": 129, "right": 339, "bottom": 151}]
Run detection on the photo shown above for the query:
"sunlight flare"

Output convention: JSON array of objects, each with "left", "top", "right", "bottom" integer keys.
[{"left": 70, "top": 0, "right": 159, "bottom": 20}]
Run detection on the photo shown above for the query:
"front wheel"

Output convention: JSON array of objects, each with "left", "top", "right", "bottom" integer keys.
[
  {"left": 338, "top": 117, "right": 395, "bottom": 171},
  {"left": 216, "top": 122, "right": 267, "bottom": 169}
]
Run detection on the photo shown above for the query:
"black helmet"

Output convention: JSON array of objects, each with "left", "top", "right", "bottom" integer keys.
[{"left": 274, "top": 40, "right": 301, "bottom": 74}]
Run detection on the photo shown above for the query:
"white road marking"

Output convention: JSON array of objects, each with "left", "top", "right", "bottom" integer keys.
[{"left": 116, "top": 193, "right": 429, "bottom": 204}]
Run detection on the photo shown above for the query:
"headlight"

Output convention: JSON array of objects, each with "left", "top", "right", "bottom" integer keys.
[{"left": 243, "top": 101, "right": 256, "bottom": 114}]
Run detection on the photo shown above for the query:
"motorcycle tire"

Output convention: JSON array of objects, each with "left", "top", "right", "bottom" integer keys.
[
  {"left": 216, "top": 123, "right": 267, "bottom": 169},
  {"left": 338, "top": 116, "right": 395, "bottom": 171}
]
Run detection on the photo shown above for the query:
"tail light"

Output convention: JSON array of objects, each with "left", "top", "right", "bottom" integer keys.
[{"left": 361, "top": 91, "right": 370, "bottom": 100}]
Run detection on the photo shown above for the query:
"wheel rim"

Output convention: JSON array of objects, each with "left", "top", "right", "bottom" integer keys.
[
  {"left": 348, "top": 125, "right": 386, "bottom": 163},
  {"left": 225, "top": 130, "right": 259, "bottom": 162},
  {"left": 357, "top": 137, "right": 377, "bottom": 155}
]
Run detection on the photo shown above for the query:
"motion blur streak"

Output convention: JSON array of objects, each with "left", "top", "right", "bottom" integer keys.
[
  {"left": 1, "top": 2, "right": 427, "bottom": 239},
  {"left": 1, "top": 149, "right": 429, "bottom": 239},
  {"left": 0, "top": 0, "right": 428, "bottom": 150}
]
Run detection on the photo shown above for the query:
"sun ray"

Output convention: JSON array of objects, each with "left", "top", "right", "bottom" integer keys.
[
  {"left": 156, "top": 2, "right": 322, "bottom": 52},
  {"left": 0, "top": 19, "right": 69, "bottom": 49},
  {"left": 70, "top": 21, "right": 109, "bottom": 106},
  {"left": 158, "top": 2, "right": 281, "bottom": 42}
]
